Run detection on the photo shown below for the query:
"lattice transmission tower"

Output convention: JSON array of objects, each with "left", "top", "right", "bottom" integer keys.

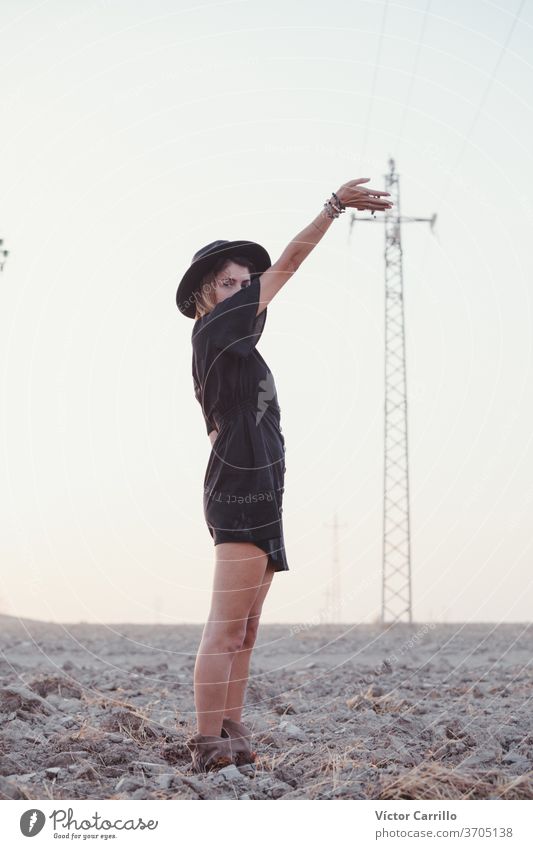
[
  {"left": 0, "top": 237, "right": 8, "bottom": 272},
  {"left": 323, "top": 510, "right": 348, "bottom": 623},
  {"left": 349, "top": 157, "right": 436, "bottom": 623}
]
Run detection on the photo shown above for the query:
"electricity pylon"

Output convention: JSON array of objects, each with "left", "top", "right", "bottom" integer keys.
[
  {"left": 0, "top": 238, "right": 8, "bottom": 272},
  {"left": 349, "top": 157, "right": 437, "bottom": 624},
  {"left": 323, "top": 510, "right": 348, "bottom": 623}
]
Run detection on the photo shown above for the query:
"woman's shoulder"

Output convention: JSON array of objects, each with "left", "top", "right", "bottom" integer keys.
[
  {"left": 192, "top": 279, "right": 254, "bottom": 334},
  {"left": 191, "top": 314, "right": 208, "bottom": 340}
]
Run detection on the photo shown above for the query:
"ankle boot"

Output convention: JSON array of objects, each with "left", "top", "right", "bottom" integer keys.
[
  {"left": 221, "top": 717, "right": 257, "bottom": 766},
  {"left": 185, "top": 731, "right": 234, "bottom": 773}
]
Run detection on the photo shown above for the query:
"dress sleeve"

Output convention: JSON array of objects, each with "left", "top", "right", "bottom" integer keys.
[{"left": 202, "top": 273, "right": 267, "bottom": 357}]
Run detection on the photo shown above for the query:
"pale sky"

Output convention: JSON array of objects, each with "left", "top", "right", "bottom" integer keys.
[{"left": 1, "top": 0, "right": 532, "bottom": 625}]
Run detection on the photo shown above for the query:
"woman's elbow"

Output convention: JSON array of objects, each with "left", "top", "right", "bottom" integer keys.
[
  {"left": 287, "top": 255, "right": 301, "bottom": 273},
  {"left": 278, "top": 250, "right": 301, "bottom": 274}
]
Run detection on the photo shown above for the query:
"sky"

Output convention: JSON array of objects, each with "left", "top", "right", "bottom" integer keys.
[{"left": 1, "top": 0, "right": 532, "bottom": 625}]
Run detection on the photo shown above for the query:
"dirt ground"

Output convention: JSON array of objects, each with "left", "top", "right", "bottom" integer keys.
[{"left": 0, "top": 615, "right": 532, "bottom": 800}]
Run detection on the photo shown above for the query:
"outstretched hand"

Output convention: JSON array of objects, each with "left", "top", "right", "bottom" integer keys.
[{"left": 336, "top": 178, "right": 393, "bottom": 215}]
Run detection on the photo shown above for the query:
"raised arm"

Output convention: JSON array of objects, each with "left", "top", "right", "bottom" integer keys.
[{"left": 256, "top": 178, "right": 393, "bottom": 316}]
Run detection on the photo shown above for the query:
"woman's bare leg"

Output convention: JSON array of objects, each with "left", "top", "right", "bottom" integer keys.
[
  {"left": 223, "top": 559, "right": 275, "bottom": 723},
  {"left": 193, "top": 542, "right": 268, "bottom": 736}
]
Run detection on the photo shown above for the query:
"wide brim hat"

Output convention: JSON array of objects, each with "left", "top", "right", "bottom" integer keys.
[{"left": 176, "top": 239, "right": 271, "bottom": 319}]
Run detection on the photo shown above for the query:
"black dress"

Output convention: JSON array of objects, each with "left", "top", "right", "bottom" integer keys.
[{"left": 191, "top": 272, "right": 289, "bottom": 572}]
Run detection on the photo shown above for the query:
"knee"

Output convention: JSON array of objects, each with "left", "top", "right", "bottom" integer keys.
[
  {"left": 203, "top": 620, "right": 248, "bottom": 655},
  {"left": 241, "top": 614, "right": 260, "bottom": 650}
]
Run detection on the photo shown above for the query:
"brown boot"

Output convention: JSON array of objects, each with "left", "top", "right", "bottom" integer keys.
[
  {"left": 221, "top": 717, "right": 257, "bottom": 766},
  {"left": 185, "top": 732, "right": 234, "bottom": 773}
]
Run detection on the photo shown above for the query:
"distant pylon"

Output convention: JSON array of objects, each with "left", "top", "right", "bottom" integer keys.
[
  {"left": 0, "top": 238, "right": 8, "bottom": 272},
  {"left": 323, "top": 510, "right": 348, "bottom": 623},
  {"left": 349, "top": 157, "right": 437, "bottom": 624}
]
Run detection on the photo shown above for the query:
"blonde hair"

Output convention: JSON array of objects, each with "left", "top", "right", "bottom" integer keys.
[{"left": 194, "top": 255, "right": 256, "bottom": 320}]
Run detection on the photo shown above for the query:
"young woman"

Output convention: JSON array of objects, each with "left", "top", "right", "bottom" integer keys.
[{"left": 176, "top": 179, "right": 393, "bottom": 772}]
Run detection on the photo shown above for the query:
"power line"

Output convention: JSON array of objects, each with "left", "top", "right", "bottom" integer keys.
[
  {"left": 359, "top": 0, "right": 390, "bottom": 171},
  {"left": 395, "top": 0, "right": 433, "bottom": 160},
  {"left": 438, "top": 0, "right": 526, "bottom": 205}
]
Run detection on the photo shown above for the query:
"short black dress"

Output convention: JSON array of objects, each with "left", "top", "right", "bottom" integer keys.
[{"left": 191, "top": 272, "right": 289, "bottom": 572}]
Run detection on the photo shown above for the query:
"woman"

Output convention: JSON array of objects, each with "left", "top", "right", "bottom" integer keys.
[{"left": 176, "top": 178, "right": 393, "bottom": 772}]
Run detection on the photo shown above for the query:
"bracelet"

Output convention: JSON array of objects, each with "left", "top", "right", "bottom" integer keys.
[
  {"left": 323, "top": 192, "right": 346, "bottom": 219},
  {"left": 332, "top": 191, "right": 346, "bottom": 211}
]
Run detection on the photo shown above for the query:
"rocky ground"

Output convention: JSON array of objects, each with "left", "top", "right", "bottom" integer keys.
[{"left": 0, "top": 615, "right": 532, "bottom": 800}]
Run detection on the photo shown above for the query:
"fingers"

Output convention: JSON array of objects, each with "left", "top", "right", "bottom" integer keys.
[
  {"left": 348, "top": 186, "right": 391, "bottom": 197},
  {"left": 350, "top": 194, "right": 393, "bottom": 207},
  {"left": 340, "top": 178, "right": 394, "bottom": 212},
  {"left": 344, "top": 189, "right": 391, "bottom": 201},
  {"left": 347, "top": 198, "right": 394, "bottom": 210},
  {"left": 355, "top": 198, "right": 394, "bottom": 212},
  {"left": 344, "top": 178, "right": 390, "bottom": 196},
  {"left": 369, "top": 201, "right": 393, "bottom": 212}
]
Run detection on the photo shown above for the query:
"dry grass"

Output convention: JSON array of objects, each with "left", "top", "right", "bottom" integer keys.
[
  {"left": 374, "top": 762, "right": 533, "bottom": 800},
  {"left": 346, "top": 686, "right": 414, "bottom": 715}
]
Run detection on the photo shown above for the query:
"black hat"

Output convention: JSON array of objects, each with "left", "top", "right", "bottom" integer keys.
[{"left": 176, "top": 239, "right": 271, "bottom": 319}]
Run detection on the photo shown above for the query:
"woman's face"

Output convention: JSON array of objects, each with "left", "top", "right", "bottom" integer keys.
[{"left": 213, "top": 261, "right": 252, "bottom": 304}]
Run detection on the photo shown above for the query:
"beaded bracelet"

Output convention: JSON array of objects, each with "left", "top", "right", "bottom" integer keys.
[
  {"left": 332, "top": 192, "right": 345, "bottom": 211},
  {"left": 323, "top": 192, "right": 346, "bottom": 219}
]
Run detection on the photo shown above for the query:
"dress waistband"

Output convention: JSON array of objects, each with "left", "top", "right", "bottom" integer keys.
[{"left": 214, "top": 398, "right": 281, "bottom": 429}]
